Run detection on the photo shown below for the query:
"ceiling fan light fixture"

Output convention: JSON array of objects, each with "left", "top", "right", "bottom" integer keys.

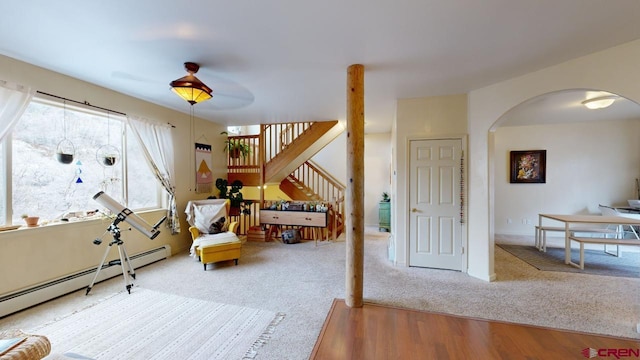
[
  {"left": 170, "top": 62, "right": 212, "bottom": 105},
  {"left": 581, "top": 95, "right": 617, "bottom": 110}
]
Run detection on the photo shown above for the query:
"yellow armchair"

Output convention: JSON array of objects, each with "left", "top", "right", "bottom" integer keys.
[{"left": 185, "top": 199, "right": 242, "bottom": 270}]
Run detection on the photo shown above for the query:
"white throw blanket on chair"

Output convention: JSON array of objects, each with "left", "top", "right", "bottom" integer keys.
[
  {"left": 185, "top": 199, "right": 239, "bottom": 257},
  {"left": 189, "top": 232, "right": 240, "bottom": 257}
]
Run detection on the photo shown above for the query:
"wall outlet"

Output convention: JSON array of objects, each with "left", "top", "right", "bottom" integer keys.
[
  {"left": 507, "top": 218, "right": 512, "bottom": 224},
  {"left": 521, "top": 218, "right": 527, "bottom": 224}
]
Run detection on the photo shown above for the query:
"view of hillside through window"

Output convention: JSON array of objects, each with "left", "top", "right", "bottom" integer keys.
[{"left": 9, "top": 100, "right": 160, "bottom": 224}]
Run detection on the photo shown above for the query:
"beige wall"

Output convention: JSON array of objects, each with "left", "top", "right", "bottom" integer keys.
[
  {"left": 363, "top": 133, "right": 392, "bottom": 226},
  {"left": 468, "top": 39, "right": 640, "bottom": 281},
  {"left": 392, "top": 95, "right": 468, "bottom": 266},
  {"left": 311, "top": 131, "right": 393, "bottom": 227},
  {"left": 494, "top": 120, "right": 640, "bottom": 236},
  {"left": 0, "top": 55, "right": 227, "bottom": 295}
]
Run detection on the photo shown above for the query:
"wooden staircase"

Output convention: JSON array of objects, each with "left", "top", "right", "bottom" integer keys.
[
  {"left": 279, "top": 161, "right": 345, "bottom": 239},
  {"left": 224, "top": 121, "right": 345, "bottom": 239},
  {"left": 280, "top": 175, "right": 320, "bottom": 201},
  {"left": 264, "top": 120, "right": 341, "bottom": 182},
  {"left": 227, "top": 120, "right": 343, "bottom": 186}
]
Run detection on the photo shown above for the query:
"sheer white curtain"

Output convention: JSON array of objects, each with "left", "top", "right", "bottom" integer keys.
[
  {"left": 127, "top": 115, "right": 180, "bottom": 234},
  {"left": 0, "top": 80, "right": 34, "bottom": 142}
]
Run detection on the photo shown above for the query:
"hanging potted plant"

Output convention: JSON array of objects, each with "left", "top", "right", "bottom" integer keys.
[
  {"left": 221, "top": 131, "right": 251, "bottom": 159},
  {"left": 96, "top": 111, "right": 119, "bottom": 167},
  {"left": 56, "top": 140, "right": 75, "bottom": 164},
  {"left": 56, "top": 101, "right": 75, "bottom": 164}
]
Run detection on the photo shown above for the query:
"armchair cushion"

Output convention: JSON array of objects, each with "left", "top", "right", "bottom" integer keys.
[{"left": 189, "top": 228, "right": 239, "bottom": 257}]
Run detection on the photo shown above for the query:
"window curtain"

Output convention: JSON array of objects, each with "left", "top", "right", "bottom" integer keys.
[
  {"left": 127, "top": 115, "right": 180, "bottom": 234},
  {"left": 0, "top": 80, "right": 34, "bottom": 142}
]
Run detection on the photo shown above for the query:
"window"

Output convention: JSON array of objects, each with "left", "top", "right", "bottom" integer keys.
[
  {"left": 0, "top": 141, "right": 5, "bottom": 224},
  {"left": 7, "top": 98, "right": 161, "bottom": 225}
]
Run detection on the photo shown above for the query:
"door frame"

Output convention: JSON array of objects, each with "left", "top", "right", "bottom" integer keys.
[{"left": 404, "top": 135, "right": 468, "bottom": 272}]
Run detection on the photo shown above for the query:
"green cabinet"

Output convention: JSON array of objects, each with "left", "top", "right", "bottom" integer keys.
[{"left": 379, "top": 201, "right": 391, "bottom": 232}]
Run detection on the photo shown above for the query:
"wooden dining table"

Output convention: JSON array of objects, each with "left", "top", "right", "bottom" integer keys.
[{"left": 537, "top": 213, "right": 640, "bottom": 264}]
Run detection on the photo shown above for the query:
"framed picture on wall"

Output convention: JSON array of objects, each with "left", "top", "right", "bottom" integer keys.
[{"left": 510, "top": 150, "right": 546, "bottom": 183}]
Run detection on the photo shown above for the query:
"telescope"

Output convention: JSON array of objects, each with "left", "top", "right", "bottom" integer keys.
[
  {"left": 86, "top": 191, "right": 167, "bottom": 295},
  {"left": 93, "top": 191, "right": 165, "bottom": 240}
]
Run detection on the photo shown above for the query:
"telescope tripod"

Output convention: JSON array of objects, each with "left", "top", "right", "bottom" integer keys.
[{"left": 86, "top": 221, "right": 135, "bottom": 295}]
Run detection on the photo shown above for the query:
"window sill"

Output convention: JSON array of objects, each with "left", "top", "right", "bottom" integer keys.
[{"left": 2, "top": 208, "right": 167, "bottom": 233}]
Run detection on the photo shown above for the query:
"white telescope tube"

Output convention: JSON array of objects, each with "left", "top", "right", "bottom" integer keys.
[{"left": 93, "top": 191, "right": 161, "bottom": 239}]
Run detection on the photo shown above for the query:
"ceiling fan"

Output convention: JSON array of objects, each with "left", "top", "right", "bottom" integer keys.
[
  {"left": 170, "top": 62, "right": 212, "bottom": 105},
  {"left": 112, "top": 62, "right": 255, "bottom": 110}
]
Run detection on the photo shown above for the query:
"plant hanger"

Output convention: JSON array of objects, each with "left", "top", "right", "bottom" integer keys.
[
  {"left": 96, "top": 110, "right": 120, "bottom": 167},
  {"left": 56, "top": 100, "right": 75, "bottom": 164}
]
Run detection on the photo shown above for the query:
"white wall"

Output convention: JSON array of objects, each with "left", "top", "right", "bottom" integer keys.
[
  {"left": 312, "top": 131, "right": 347, "bottom": 183},
  {"left": 494, "top": 120, "right": 640, "bottom": 236},
  {"left": 312, "top": 131, "right": 393, "bottom": 227},
  {"left": 468, "top": 39, "right": 640, "bottom": 281},
  {"left": 0, "top": 54, "right": 227, "bottom": 295},
  {"left": 363, "top": 133, "right": 392, "bottom": 226},
  {"left": 392, "top": 95, "right": 468, "bottom": 266}
]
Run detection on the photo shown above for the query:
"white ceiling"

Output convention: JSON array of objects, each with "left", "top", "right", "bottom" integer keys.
[
  {"left": 1, "top": 1, "right": 639, "bottom": 133},
  {"left": 500, "top": 90, "right": 640, "bottom": 127}
]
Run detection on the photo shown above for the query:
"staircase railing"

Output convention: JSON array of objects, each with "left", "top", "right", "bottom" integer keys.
[
  {"left": 263, "top": 122, "right": 313, "bottom": 163},
  {"left": 226, "top": 134, "right": 260, "bottom": 179},
  {"left": 288, "top": 161, "right": 345, "bottom": 239},
  {"left": 229, "top": 200, "right": 260, "bottom": 235},
  {"left": 290, "top": 161, "right": 344, "bottom": 203},
  {"left": 226, "top": 124, "right": 345, "bottom": 239},
  {"left": 231, "top": 200, "right": 342, "bottom": 240}
]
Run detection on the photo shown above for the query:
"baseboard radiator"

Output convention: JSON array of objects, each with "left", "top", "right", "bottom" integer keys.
[{"left": 0, "top": 245, "right": 171, "bottom": 318}]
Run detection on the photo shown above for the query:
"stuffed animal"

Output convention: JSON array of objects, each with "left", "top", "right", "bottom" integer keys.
[{"left": 208, "top": 217, "right": 227, "bottom": 234}]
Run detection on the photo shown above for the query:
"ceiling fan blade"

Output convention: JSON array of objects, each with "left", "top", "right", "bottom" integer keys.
[{"left": 112, "top": 71, "right": 163, "bottom": 84}]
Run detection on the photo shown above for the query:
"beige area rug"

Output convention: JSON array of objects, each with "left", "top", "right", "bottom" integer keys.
[
  {"left": 497, "top": 244, "right": 640, "bottom": 278},
  {"left": 32, "top": 288, "right": 284, "bottom": 360}
]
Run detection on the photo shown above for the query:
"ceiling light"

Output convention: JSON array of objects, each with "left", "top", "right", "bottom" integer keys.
[
  {"left": 581, "top": 95, "right": 617, "bottom": 110},
  {"left": 170, "top": 62, "right": 212, "bottom": 105}
]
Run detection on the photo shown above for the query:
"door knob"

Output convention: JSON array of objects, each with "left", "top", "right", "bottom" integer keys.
[{"left": 412, "top": 208, "right": 418, "bottom": 213}]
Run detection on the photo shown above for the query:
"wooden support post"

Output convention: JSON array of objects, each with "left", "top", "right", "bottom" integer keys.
[
  {"left": 346, "top": 64, "right": 364, "bottom": 308},
  {"left": 259, "top": 124, "right": 266, "bottom": 210}
]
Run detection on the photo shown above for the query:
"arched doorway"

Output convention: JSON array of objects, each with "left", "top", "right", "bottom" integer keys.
[{"left": 488, "top": 89, "right": 640, "bottom": 272}]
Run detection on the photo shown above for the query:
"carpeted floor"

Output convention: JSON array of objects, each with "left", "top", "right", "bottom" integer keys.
[
  {"left": 497, "top": 244, "right": 640, "bottom": 278},
  {"left": 1, "top": 230, "right": 639, "bottom": 360}
]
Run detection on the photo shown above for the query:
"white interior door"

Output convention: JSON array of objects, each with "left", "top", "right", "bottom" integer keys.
[{"left": 409, "top": 138, "right": 463, "bottom": 270}]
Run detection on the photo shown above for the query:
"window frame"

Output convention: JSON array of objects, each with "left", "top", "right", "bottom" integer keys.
[{"left": 2, "top": 96, "right": 164, "bottom": 226}]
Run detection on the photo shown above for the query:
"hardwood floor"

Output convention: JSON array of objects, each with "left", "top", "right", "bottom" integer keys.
[{"left": 310, "top": 299, "right": 639, "bottom": 359}]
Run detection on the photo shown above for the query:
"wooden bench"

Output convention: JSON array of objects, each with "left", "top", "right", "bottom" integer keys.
[
  {"left": 535, "top": 225, "right": 617, "bottom": 252},
  {"left": 568, "top": 236, "right": 640, "bottom": 270}
]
